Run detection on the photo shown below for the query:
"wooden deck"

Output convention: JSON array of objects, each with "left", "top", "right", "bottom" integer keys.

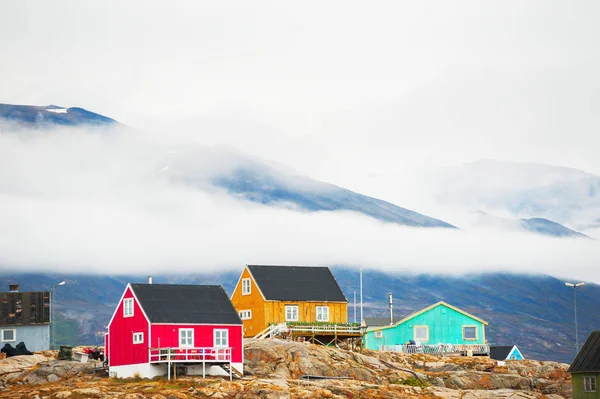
[{"left": 254, "top": 323, "right": 364, "bottom": 349}]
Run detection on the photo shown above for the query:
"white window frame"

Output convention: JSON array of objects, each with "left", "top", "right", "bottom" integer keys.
[
  {"left": 462, "top": 325, "right": 478, "bottom": 341},
  {"left": 179, "top": 328, "right": 194, "bottom": 348},
  {"left": 285, "top": 305, "right": 298, "bottom": 321},
  {"left": 316, "top": 306, "right": 329, "bottom": 322},
  {"left": 123, "top": 298, "right": 134, "bottom": 318},
  {"left": 214, "top": 329, "right": 228, "bottom": 348},
  {"left": 133, "top": 332, "right": 144, "bottom": 344},
  {"left": 239, "top": 310, "right": 252, "bottom": 320},
  {"left": 584, "top": 376, "right": 597, "bottom": 392},
  {"left": 374, "top": 330, "right": 383, "bottom": 338},
  {"left": 1, "top": 328, "right": 16, "bottom": 342},
  {"left": 413, "top": 325, "right": 429, "bottom": 342},
  {"left": 241, "top": 278, "right": 251, "bottom": 295}
]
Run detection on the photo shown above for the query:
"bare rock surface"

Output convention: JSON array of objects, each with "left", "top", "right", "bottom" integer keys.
[{"left": 0, "top": 341, "right": 572, "bottom": 398}]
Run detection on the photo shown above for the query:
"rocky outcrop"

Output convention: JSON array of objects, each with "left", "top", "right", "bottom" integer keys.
[
  {"left": 0, "top": 342, "right": 571, "bottom": 399},
  {"left": 0, "top": 353, "right": 100, "bottom": 390},
  {"left": 244, "top": 339, "right": 402, "bottom": 382},
  {"left": 245, "top": 340, "right": 571, "bottom": 398}
]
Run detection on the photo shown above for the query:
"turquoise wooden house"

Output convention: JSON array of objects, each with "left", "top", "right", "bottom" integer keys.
[
  {"left": 364, "top": 301, "right": 488, "bottom": 354},
  {"left": 490, "top": 345, "right": 524, "bottom": 361}
]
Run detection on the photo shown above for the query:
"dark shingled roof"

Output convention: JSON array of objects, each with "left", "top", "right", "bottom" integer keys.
[
  {"left": 131, "top": 284, "right": 242, "bottom": 325},
  {"left": 247, "top": 265, "right": 347, "bottom": 302},
  {"left": 569, "top": 331, "right": 600, "bottom": 373},
  {"left": 364, "top": 318, "right": 392, "bottom": 328},
  {"left": 490, "top": 346, "right": 514, "bottom": 361}
]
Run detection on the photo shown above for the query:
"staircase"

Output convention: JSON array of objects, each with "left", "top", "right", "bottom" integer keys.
[
  {"left": 219, "top": 363, "right": 243, "bottom": 379},
  {"left": 253, "top": 325, "right": 273, "bottom": 340},
  {"left": 254, "top": 323, "right": 288, "bottom": 340}
]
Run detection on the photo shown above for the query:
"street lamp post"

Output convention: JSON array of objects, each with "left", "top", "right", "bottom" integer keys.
[
  {"left": 565, "top": 282, "right": 585, "bottom": 354},
  {"left": 51, "top": 281, "right": 66, "bottom": 350}
]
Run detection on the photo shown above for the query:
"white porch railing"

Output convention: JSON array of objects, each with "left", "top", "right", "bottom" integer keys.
[
  {"left": 149, "top": 347, "right": 231, "bottom": 363},
  {"left": 381, "top": 343, "right": 489, "bottom": 356},
  {"left": 286, "top": 324, "right": 363, "bottom": 335},
  {"left": 254, "top": 323, "right": 364, "bottom": 340},
  {"left": 148, "top": 347, "right": 233, "bottom": 380}
]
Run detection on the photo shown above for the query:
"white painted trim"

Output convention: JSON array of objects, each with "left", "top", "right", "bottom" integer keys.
[
  {"left": 241, "top": 278, "right": 251, "bottom": 295},
  {"left": 107, "top": 284, "right": 152, "bottom": 328},
  {"left": 316, "top": 306, "right": 329, "bottom": 322},
  {"left": 244, "top": 265, "right": 267, "bottom": 300},
  {"left": 238, "top": 310, "right": 252, "bottom": 320},
  {"left": 179, "top": 328, "right": 194, "bottom": 347},
  {"left": 123, "top": 298, "right": 134, "bottom": 318},
  {"left": 133, "top": 332, "right": 144, "bottom": 344},
  {"left": 0, "top": 328, "right": 16, "bottom": 342},
  {"left": 508, "top": 345, "right": 524, "bottom": 360},
  {"left": 285, "top": 305, "right": 299, "bottom": 321},
  {"left": 107, "top": 283, "right": 131, "bottom": 329},
  {"left": 128, "top": 286, "right": 152, "bottom": 325},
  {"left": 213, "top": 329, "right": 228, "bottom": 348}
]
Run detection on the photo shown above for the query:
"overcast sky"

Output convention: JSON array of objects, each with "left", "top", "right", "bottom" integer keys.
[{"left": 1, "top": 1, "right": 600, "bottom": 281}]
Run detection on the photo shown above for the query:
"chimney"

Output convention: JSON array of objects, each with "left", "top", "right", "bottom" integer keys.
[
  {"left": 148, "top": 276, "right": 153, "bottom": 284},
  {"left": 9, "top": 284, "right": 19, "bottom": 292},
  {"left": 388, "top": 293, "right": 393, "bottom": 325}
]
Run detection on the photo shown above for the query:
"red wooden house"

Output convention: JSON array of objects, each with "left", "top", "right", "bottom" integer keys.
[{"left": 106, "top": 283, "right": 243, "bottom": 379}]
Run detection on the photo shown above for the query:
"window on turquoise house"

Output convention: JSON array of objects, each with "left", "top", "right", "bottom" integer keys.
[
  {"left": 584, "top": 376, "right": 597, "bottom": 392},
  {"left": 463, "top": 326, "right": 478, "bottom": 340},
  {"left": 413, "top": 325, "right": 429, "bottom": 341}
]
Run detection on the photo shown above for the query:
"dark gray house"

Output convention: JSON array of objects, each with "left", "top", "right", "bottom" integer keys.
[{"left": 0, "top": 284, "right": 50, "bottom": 351}]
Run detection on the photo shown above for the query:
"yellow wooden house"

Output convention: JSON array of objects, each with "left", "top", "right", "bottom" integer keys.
[{"left": 231, "top": 265, "right": 348, "bottom": 337}]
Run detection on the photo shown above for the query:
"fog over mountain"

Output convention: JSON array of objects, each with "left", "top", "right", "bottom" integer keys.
[{"left": 0, "top": 121, "right": 598, "bottom": 284}]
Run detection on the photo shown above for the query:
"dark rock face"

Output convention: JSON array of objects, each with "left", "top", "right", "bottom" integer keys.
[{"left": 0, "top": 104, "right": 117, "bottom": 128}]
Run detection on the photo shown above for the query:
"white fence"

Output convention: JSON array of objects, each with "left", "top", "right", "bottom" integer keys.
[
  {"left": 381, "top": 343, "right": 489, "bottom": 356},
  {"left": 149, "top": 347, "right": 231, "bottom": 363},
  {"left": 256, "top": 323, "right": 363, "bottom": 339}
]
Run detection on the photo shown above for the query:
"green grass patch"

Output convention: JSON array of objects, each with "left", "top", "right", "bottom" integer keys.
[{"left": 393, "top": 377, "right": 428, "bottom": 387}]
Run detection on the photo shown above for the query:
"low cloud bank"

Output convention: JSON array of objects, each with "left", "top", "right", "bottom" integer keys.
[{"left": 1, "top": 127, "right": 599, "bottom": 283}]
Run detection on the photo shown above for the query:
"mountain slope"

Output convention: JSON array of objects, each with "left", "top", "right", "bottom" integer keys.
[
  {"left": 520, "top": 218, "right": 589, "bottom": 238},
  {"left": 163, "top": 145, "right": 456, "bottom": 228},
  {"left": 1, "top": 270, "right": 597, "bottom": 364},
  {"left": 213, "top": 167, "right": 456, "bottom": 228},
  {"left": 436, "top": 159, "right": 600, "bottom": 230},
  {"left": 0, "top": 104, "right": 117, "bottom": 128},
  {"left": 465, "top": 211, "right": 588, "bottom": 238}
]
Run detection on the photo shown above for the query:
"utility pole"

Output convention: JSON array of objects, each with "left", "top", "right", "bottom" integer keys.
[
  {"left": 360, "top": 265, "right": 363, "bottom": 324},
  {"left": 565, "top": 282, "right": 585, "bottom": 354},
  {"left": 353, "top": 290, "right": 356, "bottom": 323},
  {"left": 388, "top": 293, "right": 393, "bottom": 325}
]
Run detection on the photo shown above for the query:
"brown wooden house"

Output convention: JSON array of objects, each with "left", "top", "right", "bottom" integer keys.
[{"left": 230, "top": 265, "right": 348, "bottom": 337}]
